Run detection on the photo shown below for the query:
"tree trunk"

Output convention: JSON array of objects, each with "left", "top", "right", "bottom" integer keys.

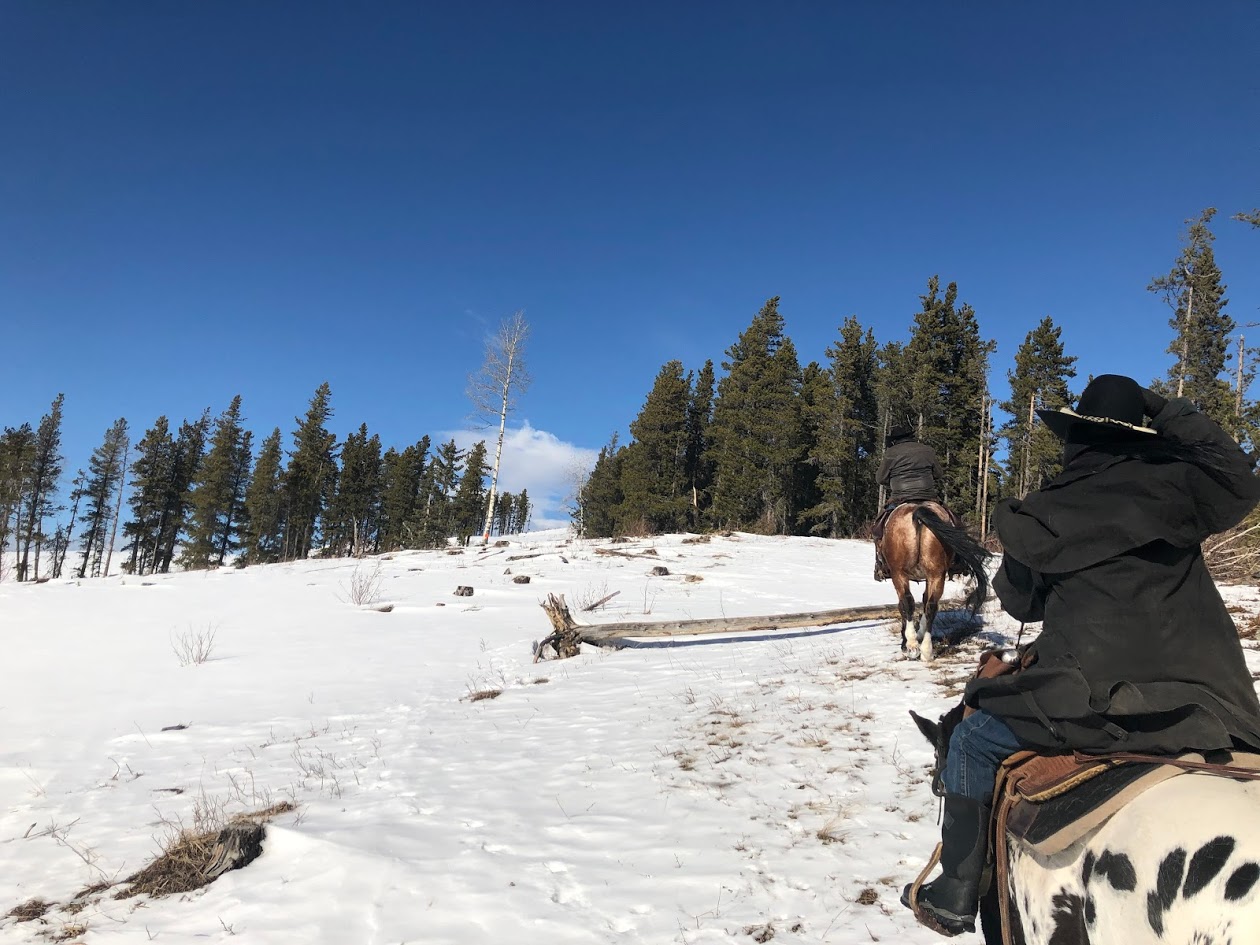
[{"left": 104, "top": 444, "right": 129, "bottom": 578}]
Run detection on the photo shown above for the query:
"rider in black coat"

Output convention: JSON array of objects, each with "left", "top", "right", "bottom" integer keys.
[
  {"left": 873, "top": 426, "right": 947, "bottom": 580},
  {"left": 903, "top": 374, "right": 1260, "bottom": 937}
]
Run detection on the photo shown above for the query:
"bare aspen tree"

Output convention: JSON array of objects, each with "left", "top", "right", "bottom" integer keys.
[{"left": 468, "top": 311, "right": 531, "bottom": 544}]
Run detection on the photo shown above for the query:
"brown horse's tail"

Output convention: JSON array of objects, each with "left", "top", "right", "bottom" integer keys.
[{"left": 911, "top": 507, "right": 992, "bottom": 614}]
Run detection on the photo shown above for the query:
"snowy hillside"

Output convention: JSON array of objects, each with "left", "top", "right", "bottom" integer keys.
[{"left": 2, "top": 532, "right": 1257, "bottom": 945}]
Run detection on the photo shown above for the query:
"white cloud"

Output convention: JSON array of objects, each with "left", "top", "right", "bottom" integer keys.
[{"left": 446, "top": 422, "right": 598, "bottom": 531}]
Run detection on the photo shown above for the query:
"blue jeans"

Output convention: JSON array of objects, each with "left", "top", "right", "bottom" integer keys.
[{"left": 943, "top": 711, "right": 1026, "bottom": 801}]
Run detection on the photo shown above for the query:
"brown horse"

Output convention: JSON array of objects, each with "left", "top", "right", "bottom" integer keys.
[{"left": 878, "top": 502, "right": 991, "bottom": 660}]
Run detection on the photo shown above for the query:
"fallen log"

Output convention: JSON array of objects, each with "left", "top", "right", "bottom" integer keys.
[
  {"left": 593, "top": 547, "right": 660, "bottom": 560},
  {"left": 533, "top": 593, "right": 969, "bottom": 659}
]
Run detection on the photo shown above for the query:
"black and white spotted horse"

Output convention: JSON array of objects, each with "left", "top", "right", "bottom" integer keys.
[{"left": 911, "top": 709, "right": 1260, "bottom": 944}]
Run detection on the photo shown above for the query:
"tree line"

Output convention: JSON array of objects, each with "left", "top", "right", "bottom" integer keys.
[
  {"left": 0, "top": 382, "right": 531, "bottom": 580},
  {"left": 576, "top": 208, "right": 1258, "bottom": 539}
]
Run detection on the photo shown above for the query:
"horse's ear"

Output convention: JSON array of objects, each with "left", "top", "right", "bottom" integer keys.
[{"left": 909, "top": 710, "right": 939, "bottom": 746}]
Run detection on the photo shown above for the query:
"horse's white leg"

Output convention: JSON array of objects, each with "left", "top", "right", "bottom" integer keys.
[{"left": 920, "top": 612, "right": 935, "bottom": 662}]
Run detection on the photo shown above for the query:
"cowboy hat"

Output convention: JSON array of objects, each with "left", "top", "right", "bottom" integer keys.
[{"left": 1038, "top": 374, "right": 1158, "bottom": 441}]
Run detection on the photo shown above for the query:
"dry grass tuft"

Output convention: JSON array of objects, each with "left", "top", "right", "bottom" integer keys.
[
  {"left": 466, "top": 688, "right": 503, "bottom": 702},
  {"left": 117, "top": 801, "right": 295, "bottom": 900},
  {"left": 48, "top": 922, "right": 87, "bottom": 942},
  {"left": 856, "top": 887, "right": 880, "bottom": 905},
  {"left": 7, "top": 898, "right": 51, "bottom": 922},
  {"left": 171, "top": 624, "right": 218, "bottom": 666},
  {"left": 744, "top": 923, "right": 775, "bottom": 942}
]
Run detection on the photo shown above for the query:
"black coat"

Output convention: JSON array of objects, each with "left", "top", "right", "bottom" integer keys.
[
  {"left": 967, "top": 398, "right": 1260, "bottom": 755},
  {"left": 877, "top": 441, "right": 944, "bottom": 504}
]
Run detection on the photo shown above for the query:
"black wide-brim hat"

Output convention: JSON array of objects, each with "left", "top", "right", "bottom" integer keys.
[{"left": 1037, "top": 374, "right": 1158, "bottom": 442}]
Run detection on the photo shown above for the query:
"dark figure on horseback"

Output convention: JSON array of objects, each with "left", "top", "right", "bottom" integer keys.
[
  {"left": 873, "top": 425, "right": 952, "bottom": 581},
  {"left": 901, "top": 374, "right": 1260, "bottom": 937}
]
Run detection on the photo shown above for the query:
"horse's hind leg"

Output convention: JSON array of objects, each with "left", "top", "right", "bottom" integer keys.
[
  {"left": 919, "top": 571, "right": 946, "bottom": 663},
  {"left": 893, "top": 574, "right": 917, "bottom": 658}
]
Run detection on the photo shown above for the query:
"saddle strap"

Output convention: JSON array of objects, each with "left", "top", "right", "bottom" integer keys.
[{"left": 1073, "top": 750, "right": 1260, "bottom": 781}]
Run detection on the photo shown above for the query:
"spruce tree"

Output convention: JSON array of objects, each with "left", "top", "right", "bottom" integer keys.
[
  {"left": 707, "top": 297, "right": 805, "bottom": 533},
  {"left": 0, "top": 425, "right": 35, "bottom": 577},
  {"left": 184, "top": 396, "right": 253, "bottom": 569},
  {"left": 149, "top": 411, "right": 211, "bottom": 573},
  {"left": 411, "top": 439, "right": 463, "bottom": 547},
  {"left": 378, "top": 437, "right": 429, "bottom": 551},
  {"left": 54, "top": 469, "right": 87, "bottom": 579},
  {"left": 578, "top": 435, "right": 625, "bottom": 538},
  {"left": 283, "top": 382, "right": 337, "bottom": 559},
  {"left": 494, "top": 491, "right": 514, "bottom": 536},
  {"left": 1235, "top": 209, "right": 1260, "bottom": 229},
  {"left": 243, "top": 427, "right": 285, "bottom": 563},
  {"left": 802, "top": 317, "right": 881, "bottom": 536},
  {"left": 999, "top": 317, "right": 1077, "bottom": 496},
  {"left": 898, "top": 277, "right": 995, "bottom": 519},
  {"left": 325, "top": 423, "right": 384, "bottom": 556},
  {"left": 123, "top": 417, "right": 175, "bottom": 575},
  {"left": 684, "top": 360, "right": 716, "bottom": 528},
  {"left": 76, "top": 418, "right": 129, "bottom": 578},
  {"left": 17, "top": 394, "right": 64, "bottom": 581},
  {"left": 451, "top": 441, "right": 489, "bottom": 545},
  {"left": 619, "top": 360, "right": 692, "bottom": 534},
  {"left": 1148, "top": 208, "right": 1235, "bottom": 427},
  {"left": 512, "top": 489, "right": 530, "bottom": 533}
]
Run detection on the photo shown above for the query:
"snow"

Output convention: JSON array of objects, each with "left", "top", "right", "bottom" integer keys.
[{"left": 2, "top": 531, "right": 1257, "bottom": 944}]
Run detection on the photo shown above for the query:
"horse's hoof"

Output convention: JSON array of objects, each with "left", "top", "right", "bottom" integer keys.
[{"left": 905, "top": 649, "right": 921, "bottom": 662}]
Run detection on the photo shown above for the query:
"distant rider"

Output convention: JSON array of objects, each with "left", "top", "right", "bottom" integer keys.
[{"left": 872, "top": 425, "right": 947, "bottom": 581}]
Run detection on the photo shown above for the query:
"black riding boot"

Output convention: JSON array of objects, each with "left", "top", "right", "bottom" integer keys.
[
  {"left": 901, "top": 794, "right": 990, "bottom": 937},
  {"left": 874, "top": 550, "right": 889, "bottom": 582}
]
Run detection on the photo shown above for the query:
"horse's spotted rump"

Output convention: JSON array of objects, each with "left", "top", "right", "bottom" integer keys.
[
  {"left": 1224, "top": 862, "right": 1259, "bottom": 901},
  {"left": 1091, "top": 850, "right": 1137, "bottom": 892},
  {"left": 1046, "top": 891, "right": 1089, "bottom": 945},
  {"left": 1148, "top": 848, "right": 1187, "bottom": 936},
  {"left": 1184, "top": 837, "right": 1237, "bottom": 898}
]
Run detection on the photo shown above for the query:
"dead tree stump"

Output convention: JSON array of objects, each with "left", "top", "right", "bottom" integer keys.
[
  {"left": 202, "top": 822, "right": 265, "bottom": 881},
  {"left": 534, "top": 593, "right": 582, "bottom": 661},
  {"left": 512, "top": 575, "right": 531, "bottom": 584},
  {"left": 649, "top": 566, "right": 670, "bottom": 576},
  {"left": 454, "top": 586, "right": 474, "bottom": 596}
]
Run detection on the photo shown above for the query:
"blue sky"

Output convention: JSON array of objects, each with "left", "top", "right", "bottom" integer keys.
[{"left": 2, "top": 2, "right": 1258, "bottom": 526}]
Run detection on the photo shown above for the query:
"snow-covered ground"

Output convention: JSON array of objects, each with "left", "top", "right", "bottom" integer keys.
[{"left": 2, "top": 532, "right": 1257, "bottom": 945}]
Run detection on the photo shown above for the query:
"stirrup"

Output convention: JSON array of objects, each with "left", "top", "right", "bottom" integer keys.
[{"left": 902, "top": 843, "right": 974, "bottom": 937}]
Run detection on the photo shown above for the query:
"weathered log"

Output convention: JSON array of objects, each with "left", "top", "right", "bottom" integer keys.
[
  {"left": 512, "top": 575, "right": 531, "bottom": 584},
  {"left": 649, "top": 565, "right": 670, "bottom": 576},
  {"left": 454, "top": 586, "right": 474, "bottom": 597},
  {"left": 534, "top": 595, "right": 968, "bottom": 656},
  {"left": 594, "top": 548, "right": 660, "bottom": 560},
  {"left": 203, "top": 823, "right": 265, "bottom": 881},
  {"left": 508, "top": 552, "right": 544, "bottom": 561}
]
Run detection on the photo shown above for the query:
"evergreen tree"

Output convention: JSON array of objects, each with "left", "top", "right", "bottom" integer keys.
[
  {"left": 802, "top": 317, "right": 881, "bottom": 536},
  {"left": 0, "top": 425, "right": 35, "bottom": 577},
  {"left": 494, "top": 491, "right": 514, "bottom": 536},
  {"left": 325, "top": 423, "right": 384, "bottom": 556},
  {"left": 123, "top": 417, "right": 175, "bottom": 575},
  {"left": 378, "top": 437, "right": 429, "bottom": 551},
  {"left": 282, "top": 382, "right": 337, "bottom": 559},
  {"left": 410, "top": 439, "right": 463, "bottom": 547},
  {"left": 1148, "top": 208, "right": 1235, "bottom": 428},
  {"left": 152, "top": 411, "right": 211, "bottom": 573},
  {"left": 76, "top": 418, "right": 129, "bottom": 578},
  {"left": 897, "top": 277, "right": 995, "bottom": 519},
  {"left": 999, "top": 317, "right": 1077, "bottom": 496},
  {"left": 684, "top": 360, "right": 716, "bottom": 528},
  {"left": 1235, "top": 209, "right": 1260, "bottom": 229},
  {"left": 243, "top": 427, "right": 285, "bottom": 564},
  {"left": 17, "top": 394, "right": 65, "bottom": 581},
  {"left": 512, "top": 489, "right": 530, "bottom": 534},
  {"left": 578, "top": 435, "right": 625, "bottom": 538},
  {"left": 707, "top": 297, "right": 806, "bottom": 533},
  {"left": 184, "top": 396, "right": 253, "bottom": 569},
  {"left": 451, "top": 441, "right": 489, "bottom": 545},
  {"left": 618, "top": 360, "right": 692, "bottom": 534},
  {"left": 54, "top": 469, "right": 87, "bottom": 579}
]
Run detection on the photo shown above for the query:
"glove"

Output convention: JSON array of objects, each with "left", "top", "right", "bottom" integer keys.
[{"left": 1140, "top": 387, "right": 1168, "bottom": 420}]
